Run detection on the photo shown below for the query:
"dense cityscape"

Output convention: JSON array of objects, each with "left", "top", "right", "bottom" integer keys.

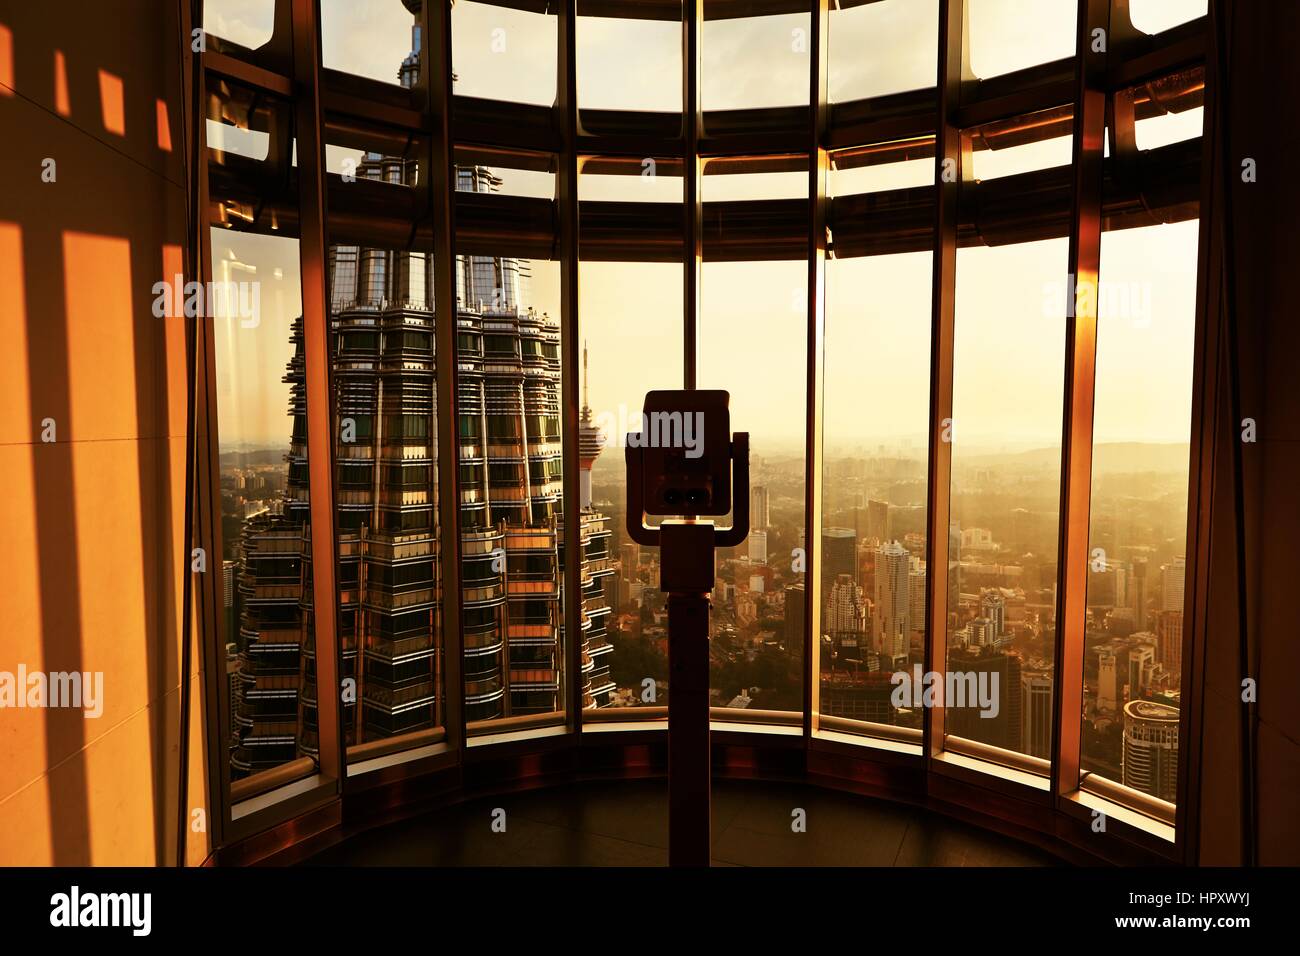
[{"left": 592, "top": 436, "right": 1187, "bottom": 803}]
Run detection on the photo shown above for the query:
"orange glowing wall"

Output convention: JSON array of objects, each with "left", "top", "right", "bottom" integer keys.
[{"left": 0, "top": 3, "right": 207, "bottom": 866}]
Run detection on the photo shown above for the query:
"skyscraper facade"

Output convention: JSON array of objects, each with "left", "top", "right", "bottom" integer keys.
[
  {"left": 873, "top": 541, "right": 911, "bottom": 666},
  {"left": 750, "top": 485, "right": 770, "bottom": 532},
  {"left": 784, "top": 583, "right": 805, "bottom": 660},
  {"left": 1155, "top": 610, "right": 1183, "bottom": 675},
  {"left": 1122, "top": 699, "right": 1180, "bottom": 801},
  {"left": 826, "top": 573, "right": 867, "bottom": 635},
  {"left": 980, "top": 589, "right": 1005, "bottom": 640},
  {"left": 1161, "top": 556, "right": 1185, "bottom": 613},
  {"left": 1131, "top": 557, "right": 1149, "bottom": 631},
  {"left": 1021, "top": 671, "right": 1052, "bottom": 759},
  {"left": 822, "top": 527, "right": 857, "bottom": 588},
  {"left": 1098, "top": 647, "right": 1119, "bottom": 713},
  {"left": 946, "top": 644, "right": 1023, "bottom": 752},
  {"left": 228, "top": 28, "right": 612, "bottom": 779}
]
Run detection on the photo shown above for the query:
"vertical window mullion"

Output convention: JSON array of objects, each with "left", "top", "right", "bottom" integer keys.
[
  {"left": 290, "top": 0, "right": 343, "bottom": 784},
  {"left": 558, "top": 0, "right": 583, "bottom": 730},
  {"left": 804, "top": 0, "right": 829, "bottom": 739},
  {"left": 425, "top": 0, "right": 465, "bottom": 753},
  {"left": 923, "top": 0, "right": 965, "bottom": 767},
  {"left": 684, "top": 0, "right": 701, "bottom": 389},
  {"left": 1050, "top": 0, "right": 1110, "bottom": 803},
  {"left": 190, "top": 6, "right": 230, "bottom": 851}
]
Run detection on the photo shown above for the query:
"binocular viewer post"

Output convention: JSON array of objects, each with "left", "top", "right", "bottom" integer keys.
[{"left": 624, "top": 390, "right": 749, "bottom": 867}]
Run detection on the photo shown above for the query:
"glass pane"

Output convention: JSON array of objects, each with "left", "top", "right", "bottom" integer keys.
[
  {"left": 821, "top": 249, "right": 932, "bottom": 733},
  {"left": 966, "top": 0, "right": 1077, "bottom": 80},
  {"left": 206, "top": 76, "right": 320, "bottom": 789},
  {"left": 455, "top": 147, "right": 556, "bottom": 199},
  {"left": 211, "top": 226, "right": 318, "bottom": 783},
  {"left": 454, "top": 160, "right": 569, "bottom": 728},
  {"left": 700, "top": 258, "right": 807, "bottom": 714},
  {"left": 320, "top": 34, "right": 445, "bottom": 760},
  {"left": 702, "top": 3, "right": 811, "bottom": 117},
  {"left": 1129, "top": 0, "right": 1206, "bottom": 35},
  {"left": 580, "top": 155, "right": 684, "bottom": 203},
  {"left": 321, "top": 0, "right": 422, "bottom": 86},
  {"left": 970, "top": 111, "right": 1073, "bottom": 182},
  {"left": 948, "top": 235, "right": 1068, "bottom": 761},
  {"left": 830, "top": 141, "right": 934, "bottom": 197},
  {"left": 1135, "top": 106, "right": 1203, "bottom": 151},
  {"left": 829, "top": 0, "right": 938, "bottom": 103},
  {"left": 1079, "top": 220, "right": 1198, "bottom": 804},
  {"left": 203, "top": 0, "right": 275, "bottom": 50},
  {"left": 703, "top": 156, "right": 807, "bottom": 202},
  {"left": 578, "top": 7, "right": 682, "bottom": 114},
  {"left": 1080, "top": 79, "right": 1201, "bottom": 803},
  {"left": 580, "top": 260, "right": 683, "bottom": 711},
  {"left": 452, "top": 0, "right": 557, "bottom": 107}
]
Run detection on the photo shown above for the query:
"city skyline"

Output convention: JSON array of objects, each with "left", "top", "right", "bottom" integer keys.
[{"left": 208, "top": 1, "right": 1197, "bottom": 795}]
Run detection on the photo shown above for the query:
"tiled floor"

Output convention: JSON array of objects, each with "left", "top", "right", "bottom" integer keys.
[{"left": 304, "top": 778, "right": 1063, "bottom": 867}]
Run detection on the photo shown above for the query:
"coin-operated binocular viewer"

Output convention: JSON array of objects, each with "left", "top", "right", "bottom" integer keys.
[{"left": 625, "top": 390, "right": 749, "bottom": 867}]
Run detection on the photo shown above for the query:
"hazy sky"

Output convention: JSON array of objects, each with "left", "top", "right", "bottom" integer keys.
[{"left": 206, "top": 1, "right": 1204, "bottom": 453}]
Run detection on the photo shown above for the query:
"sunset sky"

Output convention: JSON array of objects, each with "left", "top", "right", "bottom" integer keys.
[{"left": 206, "top": 0, "right": 1202, "bottom": 455}]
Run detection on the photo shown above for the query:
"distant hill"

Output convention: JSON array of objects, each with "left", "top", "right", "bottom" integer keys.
[
  {"left": 219, "top": 447, "right": 287, "bottom": 469},
  {"left": 959, "top": 442, "right": 1190, "bottom": 474}
]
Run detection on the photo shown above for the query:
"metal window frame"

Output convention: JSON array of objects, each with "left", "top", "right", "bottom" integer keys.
[{"left": 187, "top": 0, "right": 1212, "bottom": 863}]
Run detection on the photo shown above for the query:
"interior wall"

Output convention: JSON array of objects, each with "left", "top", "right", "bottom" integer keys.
[
  {"left": 0, "top": 1, "right": 208, "bottom": 865},
  {"left": 1195, "top": 0, "right": 1300, "bottom": 866}
]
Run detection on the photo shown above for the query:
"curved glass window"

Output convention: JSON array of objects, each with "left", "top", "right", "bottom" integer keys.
[{"left": 189, "top": 0, "right": 1212, "bottom": 849}]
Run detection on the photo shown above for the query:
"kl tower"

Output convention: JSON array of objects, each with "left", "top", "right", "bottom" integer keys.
[{"left": 577, "top": 342, "right": 605, "bottom": 510}]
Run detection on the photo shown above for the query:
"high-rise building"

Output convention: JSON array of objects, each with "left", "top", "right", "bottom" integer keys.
[
  {"left": 1131, "top": 557, "right": 1149, "bottom": 631},
  {"left": 821, "top": 527, "right": 857, "bottom": 610},
  {"left": 858, "top": 498, "right": 889, "bottom": 543},
  {"left": 620, "top": 541, "right": 639, "bottom": 576},
  {"left": 1021, "top": 671, "right": 1053, "bottom": 759},
  {"left": 821, "top": 670, "right": 897, "bottom": 723},
  {"left": 946, "top": 644, "right": 1023, "bottom": 753},
  {"left": 873, "top": 541, "right": 911, "bottom": 666},
  {"left": 1122, "top": 699, "right": 1179, "bottom": 802},
  {"left": 980, "top": 589, "right": 1006, "bottom": 639},
  {"left": 1161, "top": 556, "right": 1185, "bottom": 613},
  {"left": 908, "top": 559, "right": 927, "bottom": 635},
  {"left": 222, "top": 559, "right": 237, "bottom": 640},
  {"left": 826, "top": 573, "right": 867, "bottom": 635},
  {"left": 1128, "top": 643, "right": 1156, "bottom": 701},
  {"left": 948, "top": 521, "right": 962, "bottom": 612},
  {"left": 784, "top": 583, "right": 805, "bottom": 658},
  {"left": 229, "top": 27, "right": 613, "bottom": 778},
  {"left": 748, "top": 529, "right": 768, "bottom": 564},
  {"left": 1155, "top": 610, "right": 1183, "bottom": 676},
  {"left": 1098, "top": 647, "right": 1119, "bottom": 713},
  {"left": 968, "top": 616, "right": 996, "bottom": 648},
  {"left": 750, "top": 485, "right": 770, "bottom": 531}
]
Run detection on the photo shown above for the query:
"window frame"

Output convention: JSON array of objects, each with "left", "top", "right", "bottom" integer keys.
[{"left": 190, "top": 0, "right": 1212, "bottom": 864}]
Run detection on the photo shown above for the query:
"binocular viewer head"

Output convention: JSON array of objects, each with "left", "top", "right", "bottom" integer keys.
[{"left": 626, "top": 389, "right": 733, "bottom": 518}]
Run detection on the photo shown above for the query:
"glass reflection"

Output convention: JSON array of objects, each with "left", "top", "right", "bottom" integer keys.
[
  {"left": 1079, "top": 218, "right": 1200, "bottom": 803},
  {"left": 211, "top": 228, "right": 320, "bottom": 783},
  {"left": 821, "top": 251, "right": 932, "bottom": 731},
  {"left": 966, "top": 0, "right": 1077, "bottom": 80},
  {"left": 829, "top": 0, "right": 938, "bottom": 103},
  {"left": 579, "top": 260, "right": 683, "bottom": 710},
  {"left": 700, "top": 259, "right": 808, "bottom": 713},
  {"left": 948, "top": 236, "right": 1068, "bottom": 760}
]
